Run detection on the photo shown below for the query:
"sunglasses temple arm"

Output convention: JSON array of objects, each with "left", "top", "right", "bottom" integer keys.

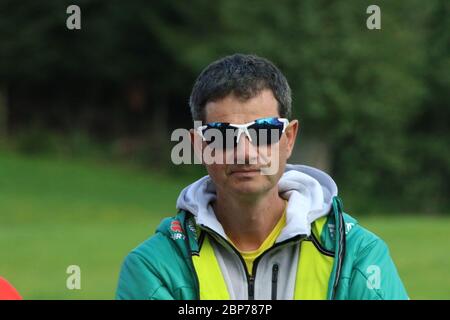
[{"left": 196, "top": 127, "right": 206, "bottom": 141}]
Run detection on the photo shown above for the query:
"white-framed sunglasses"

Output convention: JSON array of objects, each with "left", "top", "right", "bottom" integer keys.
[{"left": 196, "top": 117, "right": 289, "bottom": 149}]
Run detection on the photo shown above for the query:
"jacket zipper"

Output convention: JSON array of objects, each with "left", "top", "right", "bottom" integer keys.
[
  {"left": 248, "top": 275, "right": 255, "bottom": 300},
  {"left": 200, "top": 225, "right": 305, "bottom": 300},
  {"left": 271, "top": 263, "right": 279, "bottom": 300}
]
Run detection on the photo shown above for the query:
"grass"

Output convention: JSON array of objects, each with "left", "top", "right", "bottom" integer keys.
[
  {"left": 357, "top": 215, "right": 450, "bottom": 299},
  {"left": 1, "top": 151, "right": 449, "bottom": 299},
  {"left": 0, "top": 152, "right": 189, "bottom": 299}
]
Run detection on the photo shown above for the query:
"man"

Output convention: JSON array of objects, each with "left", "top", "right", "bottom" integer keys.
[{"left": 116, "top": 54, "right": 408, "bottom": 300}]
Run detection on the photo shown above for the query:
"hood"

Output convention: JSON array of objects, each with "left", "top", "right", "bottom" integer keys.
[{"left": 175, "top": 164, "right": 338, "bottom": 242}]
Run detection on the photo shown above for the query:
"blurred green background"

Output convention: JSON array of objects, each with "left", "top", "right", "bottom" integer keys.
[{"left": 0, "top": 0, "right": 449, "bottom": 299}]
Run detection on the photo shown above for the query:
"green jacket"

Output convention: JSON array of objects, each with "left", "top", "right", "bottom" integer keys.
[{"left": 116, "top": 196, "right": 408, "bottom": 300}]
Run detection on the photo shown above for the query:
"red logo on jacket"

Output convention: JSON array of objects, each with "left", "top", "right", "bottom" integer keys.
[{"left": 170, "top": 220, "right": 183, "bottom": 233}]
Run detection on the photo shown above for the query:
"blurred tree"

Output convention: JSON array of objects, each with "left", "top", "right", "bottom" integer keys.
[
  {"left": 0, "top": 84, "right": 7, "bottom": 141},
  {"left": 405, "top": 0, "right": 450, "bottom": 211},
  {"left": 0, "top": 0, "right": 191, "bottom": 163}
]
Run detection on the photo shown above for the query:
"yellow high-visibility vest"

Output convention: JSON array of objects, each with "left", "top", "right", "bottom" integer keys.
[{"left": 192, "top": 217, "right": 334, "bottom": 300}]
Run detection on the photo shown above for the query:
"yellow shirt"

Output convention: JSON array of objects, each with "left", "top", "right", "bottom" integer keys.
[{"left": 228, "top": 202, "right": 287, "bottom": 275}]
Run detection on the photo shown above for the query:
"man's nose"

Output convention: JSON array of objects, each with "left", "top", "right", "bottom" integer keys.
[{"left": 234, "top": 133, "right": 258, "bottom": 164}]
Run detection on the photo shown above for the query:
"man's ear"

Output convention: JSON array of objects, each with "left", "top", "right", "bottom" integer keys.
[
  {"left": 285, "top": 120, "right": 299, "bottom": 159},
  {"left": 190, "top": 128, "right": 204, "bottom": 164}
]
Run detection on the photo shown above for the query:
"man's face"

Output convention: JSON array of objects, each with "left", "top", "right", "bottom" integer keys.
[{"left": 195, "top": 89, "right": 298, "bottom": 198}]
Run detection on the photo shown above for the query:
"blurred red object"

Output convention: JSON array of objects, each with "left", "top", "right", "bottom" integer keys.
[{"left": 0, "top": 277, "right": 22, "bottom": 300}]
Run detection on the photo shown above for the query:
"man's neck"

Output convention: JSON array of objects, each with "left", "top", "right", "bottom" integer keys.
[{"left": 212, "top": 188, "right": 286, "bottom": 252}]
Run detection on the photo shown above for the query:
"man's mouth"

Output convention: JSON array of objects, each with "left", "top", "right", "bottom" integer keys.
[{"left": 229, "top": 167, "right": 261, "bottom": 176}]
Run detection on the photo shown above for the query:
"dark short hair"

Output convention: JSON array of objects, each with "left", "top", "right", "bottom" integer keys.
[{"left": 189, "top": 54, "right": 292, "bottom": 122}]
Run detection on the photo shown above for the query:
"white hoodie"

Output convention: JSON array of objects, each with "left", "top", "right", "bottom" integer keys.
[{"left": 176, "top": 164, "right": 338, "bottom": 241}]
